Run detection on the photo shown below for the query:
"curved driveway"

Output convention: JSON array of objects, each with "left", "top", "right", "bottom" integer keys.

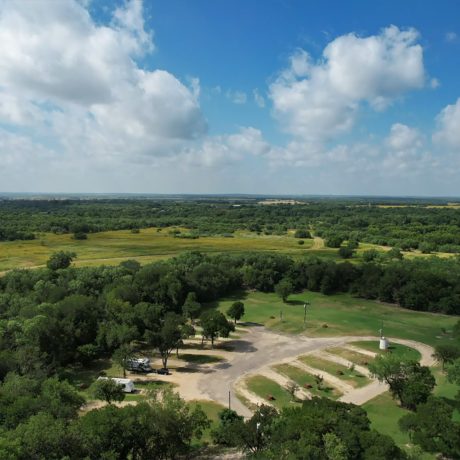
[{"left": 197, "top": 326, "right": 435, "bottom": 417}]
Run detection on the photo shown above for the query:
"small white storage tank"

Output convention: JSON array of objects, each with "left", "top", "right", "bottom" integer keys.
[
  {"left": 379, "top": 337, "right": 389, "bottom": 350},
  {"left": 97, "top": 377, "right": 135, "bottom": 393}
]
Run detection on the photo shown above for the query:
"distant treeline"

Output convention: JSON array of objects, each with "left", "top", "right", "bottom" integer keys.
[{"left": 2, "top": 198, "right": 460, "bottom": 253}]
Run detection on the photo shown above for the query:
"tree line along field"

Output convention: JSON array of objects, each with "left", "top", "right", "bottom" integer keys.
[
  {"left": 2, "top": 197, "right": 460, "bottom": 254},
  {"left": 1, "top": 226, "right": 457, "bottom": 274}
]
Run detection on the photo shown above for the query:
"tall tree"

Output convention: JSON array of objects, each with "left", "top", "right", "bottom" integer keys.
[
  {"left": 200, "top": 310, "right": 234, "bottom": 348},
  {"left": 91, "top": 379, "right": 125, "bottom": 405},
  {"left": 182, "top": 292, "right": 201, "bottom": 324},
  {"left": 275, "top": 278, "right": 294, "bottom": 303},
  {"left": 112, "top": 343, "right": 135, "bottom": 378},
  {"left": 399, "top": 396, "right": 460, "bottom": 458},
  {"left": 369, "top": 355, "right": 435, "bottom": 410},
  {"left": 46, "top": 251, "right": 76, "bottom": 270},
  {"left": 146, "top": 313, "right": 184, "bottom": 369},
  {"left": 226, "top": 301, "right": 245, "bottom": 324},
  {"left": 432, "top": 343, "right": 460, "bottom": 371}
]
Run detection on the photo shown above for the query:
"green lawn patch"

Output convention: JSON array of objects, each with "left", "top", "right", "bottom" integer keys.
[
  {"left": 350, "top": 340, "right": 422, "bottom": 362},
  {"left": 299, "top": 355, "right": 369, "bottom": 388},
  {"left": 273, "top": 363, "right": 342, "bottom": 399},
  {"left": 215, "top": 291, "right": 457, "bottom": 346},
  {"left": 363, "top": 392, "right": 433, "bottom": 460},
  {"left": 246, "top": 375, "right": 300, "bottom": 410},
  {"left": 188, "top": 400, "right": 227, "bottom": 445},
  {"left": 326, "top": 347, "right": 373, "bottom": 366}
]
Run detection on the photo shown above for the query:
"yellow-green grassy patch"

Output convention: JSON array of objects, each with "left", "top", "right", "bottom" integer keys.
[
  {"left": 273, "top": 363, "right": 342, "bottom": 399},
  {"left": 299, "top": 355, "right": 369, "bottom": 388}
]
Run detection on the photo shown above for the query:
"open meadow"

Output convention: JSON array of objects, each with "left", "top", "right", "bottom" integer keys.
[
  {"left": 215, "top": 290, "right": 457, "bottom": 346},
  {"left": 1, "top": 226, "right": 456, "bottom": 273}
]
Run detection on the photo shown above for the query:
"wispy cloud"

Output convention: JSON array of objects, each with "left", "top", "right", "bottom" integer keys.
[
  {"left": 227, "top": 90, "right": 247, "bottom": 104},
  {"left": 445, "top": 31, "right": 457, "bottom": 42}
]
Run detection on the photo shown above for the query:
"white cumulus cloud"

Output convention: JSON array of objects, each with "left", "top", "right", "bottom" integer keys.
[
  {"left": 433, "top": 98, "right": 460, "bottom": 151},
  {"left": 0, "top": 0, "right": 206, "bottom": 164},
  {"left": 269, "top": 26, "right": 425, "bottom": 143}
]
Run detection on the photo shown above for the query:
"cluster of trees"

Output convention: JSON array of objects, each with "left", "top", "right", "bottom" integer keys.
[
  {"left": 212, "top": 399, "right": 407, "bottom": 459},
  {"left": 0, "top": 382, "right": 209, "bottom": 460},
  {"left": 1, "top": 248, "right": 459, "bottom": 457},
  {"left": 366, "top": 327, "right": 460, "bottom": 459},
  {"left": 2, "top": 198, "right": 460, "bottom": 252},
  {"left": 1, "top": 251, "right": 460, "bottom": 382}
]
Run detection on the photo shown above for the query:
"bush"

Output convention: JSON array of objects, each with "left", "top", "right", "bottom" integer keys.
[
  {"left": 294, "top": 229, "right": 311, "bottom": 239},
  {"left": 73, "top": 232, "right": 87, "bottom": 240},
  {"left": 338, "top": 247, "right": 354, "bottom": 259}
]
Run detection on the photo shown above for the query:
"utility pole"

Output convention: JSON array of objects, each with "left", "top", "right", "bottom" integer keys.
[{"left": 304, "top": 301, "right": 310, "bottom": 326}]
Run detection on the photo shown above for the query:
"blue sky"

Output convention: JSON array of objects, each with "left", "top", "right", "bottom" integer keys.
[{"left": 0, "top": 0, "right": 459, "bottom": 195}]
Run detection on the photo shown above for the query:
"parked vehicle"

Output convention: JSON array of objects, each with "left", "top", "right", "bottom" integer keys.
[
  {"left": 126, "top": 357, "right": 151, "bottom": 373},
  {"left": 157, "top": 368, "right": 170, "bottom": 375},
  {"left": 97, "top": 377, "right": 135, "bottom": 393}
]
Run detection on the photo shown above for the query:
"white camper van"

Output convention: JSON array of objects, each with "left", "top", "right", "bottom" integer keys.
[{"left": 97, "top": 377, "right": 135, "bottom": 393}]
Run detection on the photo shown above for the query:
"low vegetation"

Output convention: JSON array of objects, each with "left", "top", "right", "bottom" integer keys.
[
  {"left": 299, "top": 355, "right": 369, "bottom": 388},
  {"left": 245, "top": 375, "right": 298, "bottom": 410},
  {"left": 273, "top": 363, "right": 342, "bottom": 399}
]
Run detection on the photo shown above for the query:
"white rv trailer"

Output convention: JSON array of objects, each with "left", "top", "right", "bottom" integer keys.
[{"left": 97, "top": 377, "right": 135, "bottom": 393}]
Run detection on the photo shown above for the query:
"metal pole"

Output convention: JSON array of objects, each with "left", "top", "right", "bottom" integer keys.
[{"left": 228, "top": 390, "right": 231, "bottom": 410}]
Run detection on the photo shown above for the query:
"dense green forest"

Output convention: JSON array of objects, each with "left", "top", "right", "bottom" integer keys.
[
  {"left": 1, "top": 250, "right": 460, "bottom": 458},
  {"left": 1, "top": 251, "right": 460, "bottom": 379},
  {"left": 2, "top": 197, "right": 460, "bottom": 253}
]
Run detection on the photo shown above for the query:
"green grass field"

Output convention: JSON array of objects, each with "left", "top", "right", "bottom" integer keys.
[
  {"left": 349, "top": 341, "right": 422, "bottom": 361},
  {"left": 0, "top": 228, "right": 319, "bottom": 271},
  {"left": 325, "top": 347, "right": 374, "bottom": 366},
  {"left": 188, "top": 400, "right": 227, "bottom": 445},
  {"left": 216, "top": 291, "right": 458, "bottom": 346},
  {"left": 2, "top": 226, "right": 454, "bottom": 274},
  {"left": 245, "top": 375, "right": 300, "bottom": 410},
  {"left": 273, "top": 363, "right": 342, "bottom": 399},
  {"left": 299, "top": 355, "right": 369, "bottom": 388},
  {"left": 363, "top": 392, "right": 433, "bottom": 459}
]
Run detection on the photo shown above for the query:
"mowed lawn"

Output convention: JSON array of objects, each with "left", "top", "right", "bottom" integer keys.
[
  {"left": 349, "top": 341, "right": 422, "bottom": 361},
  {"left": 216, "top": 291, "right": 458, "bottom": 346},
  {"left": 299, "top": 355, "right": 369, "bottom": 388},
  {"left": 273, "top": 363, "right": 342, "bottom": 399},
  {"left": 245, "top": 375, "right": 300, "bottom": 410},
  {"left": 0, "top": 228, "right": 320, "bottom": 272}
]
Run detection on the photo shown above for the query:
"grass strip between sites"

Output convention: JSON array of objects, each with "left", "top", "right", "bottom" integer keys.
[
  {"left": 325, "top": 347, "right": 374, "bottom": 366},
  {"left": 273, "top": 363, "right": 342, "bottom": 400},
  {"left": 245, "top": 375, "right": 301, "bottom": 410},
  {"left": 299, "top": 355, "right": 369, "bottom": 388}
]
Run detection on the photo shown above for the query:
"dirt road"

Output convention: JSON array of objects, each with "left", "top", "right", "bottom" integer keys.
[{"left": 196, "top": 329, "right": 435, "bottom": 416}]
